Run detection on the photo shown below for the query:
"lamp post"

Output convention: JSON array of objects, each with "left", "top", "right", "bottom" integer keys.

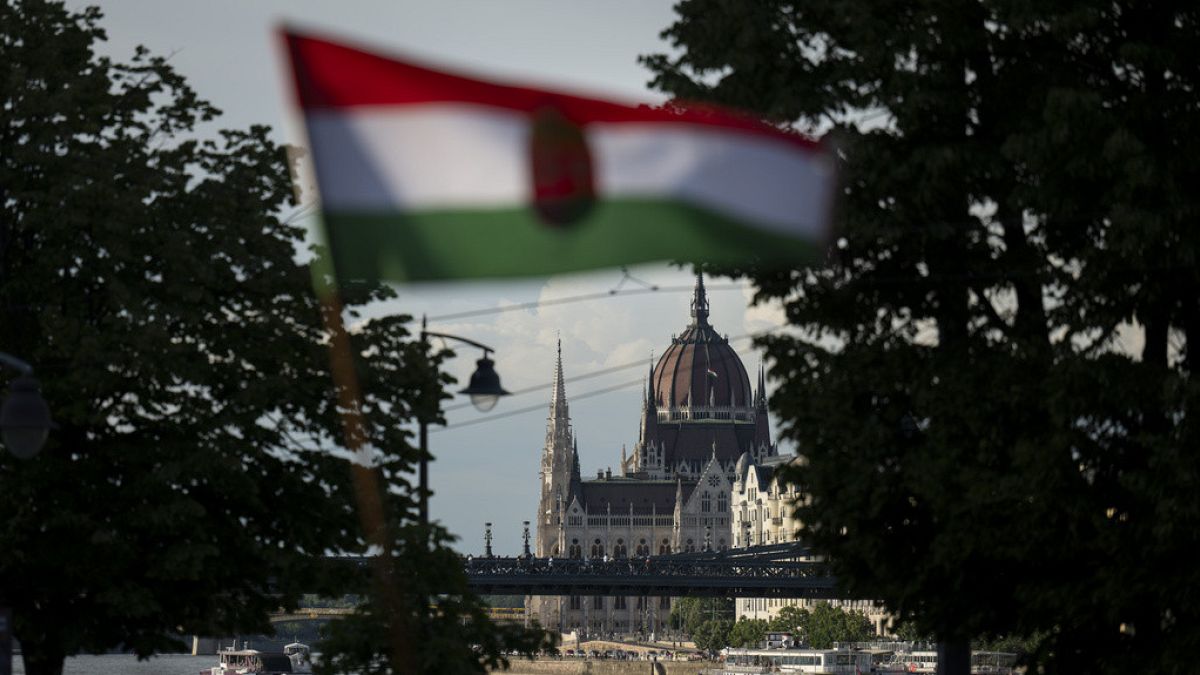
[
  {"left": 0, "top": 352, "right": 53, "bottom": 459},
  {"left": 418, "top": 318, "right": 510, "bottom": 528}
]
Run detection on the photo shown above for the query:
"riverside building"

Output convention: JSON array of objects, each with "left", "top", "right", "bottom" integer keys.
[{"left": 731, "top": 454, "right": 890, "bottom": 634}]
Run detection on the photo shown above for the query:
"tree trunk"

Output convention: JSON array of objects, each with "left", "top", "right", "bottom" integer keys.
[
  {"left": 936, "top": 638, "right": 970, "bottom": 675},
  {"left": 21, "top": 651, "right": 65, "bottom": 675}
]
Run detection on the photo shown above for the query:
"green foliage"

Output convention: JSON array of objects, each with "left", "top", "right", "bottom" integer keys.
[
  {"left": 645, "top": 1, "right": 1200, "bottom": 674},
  {"left": 802, "top": 603, "right": 873, "bottom": 650},
  {"left": 729, "top": 603, "right": 871, "bottom": 650},
  {"left": 690, "top": 619, "right": 732, "bottom": 654},
  {"left": 727, "top": 618, "right": 767, "bottom": 648},
  {"left": 0, "top": 2, "right": 547, "bottom": 673},
  {"left": 768, "top": 606, "right": 808, "bottom": 634},
  {"left": 893, "top": 620, "right": 932, "bottom": 645},
  {"left": 669, "top": 597, "right": 733, "bottom": 637}
]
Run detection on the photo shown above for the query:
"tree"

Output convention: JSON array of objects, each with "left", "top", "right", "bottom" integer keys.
[
  {"left": 0, "top": 2, "right": 547, "bottom": 673},
  {"left": 767, "top": 606, "right": 808, "bottom": 635},
  {"left": 727, "top": 618, "right": 767, "bottom": 648},
  {"left": 802, "top": 603, "right": 873, "bottom": 650},
  {"left": 691, "top": 618, "right": 732, "bottom": 655},
  {"left": 644, "top": 2, "right": 1200, "bottom": 673},
  {"left": 669, "top": 597, "right": 733, "bottom": 638}
]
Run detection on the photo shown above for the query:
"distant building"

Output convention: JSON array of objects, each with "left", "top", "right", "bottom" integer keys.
[
  {"left": 530, "top": 275, "right": 778, "bottom": 636},
  {"left": 731, "top": 454, "right": 889, "bottom": 634}
]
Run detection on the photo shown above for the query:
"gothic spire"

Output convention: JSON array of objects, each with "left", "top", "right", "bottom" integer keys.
[
  {"left": 690, "top": 271, "right": 710, "bottom": 326},
  {"left": 550, "top": 337, "right": 568, "bottom": 420},
  {"left": 755, "top": 361, "right": 768, "bottom": 409}
]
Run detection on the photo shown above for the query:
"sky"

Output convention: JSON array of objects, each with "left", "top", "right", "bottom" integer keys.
[{"left": 67, "top": 0, "right": 794, "bottom": 555}]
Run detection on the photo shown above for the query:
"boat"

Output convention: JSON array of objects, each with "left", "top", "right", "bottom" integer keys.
[
  {"left": 205, "top": 641, "right": 304, "bottom": 675},
  {"left": 717, "top": 646, "right": 875, "bottom": 674},
  {"left": 283, "top": 641, "right": 313, "bottom": 674},
  {"left": 873, "top": 649, "right": 1017, "bottom": 674}
]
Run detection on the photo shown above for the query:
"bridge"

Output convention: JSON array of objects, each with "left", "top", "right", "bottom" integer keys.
[
  {"left": 269, "top": 607, "right": 355, "bottom": 623},
  {"left": 463, "top": 542, "right": 839, "bottom": 598}
]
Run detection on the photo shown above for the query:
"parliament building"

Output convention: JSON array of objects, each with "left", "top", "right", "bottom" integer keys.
[{"left": 530, "top": 275, "right": 780, "bottom": 636}]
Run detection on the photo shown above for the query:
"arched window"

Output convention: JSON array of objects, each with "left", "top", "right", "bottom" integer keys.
[
  {"left": 718, "top": 538, "right": 726, "bottom": 551},
  {"left": 659, "top": 538, "right": 671, "bottom": 555},
  {"left": 686, "top": 538, "right": 695, "bottom": 553},
  {"left": 614, "top": 539, "right": 627, "bottom": 559},
  {"left": 591, "top": 538, "right": 604, "bottom": 559},
  {"left": 701, "top": 491, "right": 711, "bottom": 513},
  {"left": 636, "top": 538, "right": 649, "bottom": 557},
  {"left": 569, "top": 539, "right": 582, "bottom": 559},
  {"left": 717, "top": 493, "right": 727, "bottom": 512}
]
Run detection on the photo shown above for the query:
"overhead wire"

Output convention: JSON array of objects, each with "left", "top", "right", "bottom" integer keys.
[{"left": 434, "top": 325, "right": 787, "bottom": 429}]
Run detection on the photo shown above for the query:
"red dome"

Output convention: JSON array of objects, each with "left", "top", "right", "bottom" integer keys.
[{"left": 651, "top": 276, "right": 752, "bottom": 408}]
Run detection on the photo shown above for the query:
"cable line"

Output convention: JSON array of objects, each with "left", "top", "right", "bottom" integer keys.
[
  {"left": 423, "top": 283, "right": 748, "bottom": 324},
  {"left": 435, "top": 326, "right": 786, "bottom": 427}
]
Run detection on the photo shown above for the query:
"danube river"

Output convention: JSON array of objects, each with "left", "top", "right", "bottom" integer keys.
[{"left": 10, "top": 654, "right": 215, "bottom": 674}]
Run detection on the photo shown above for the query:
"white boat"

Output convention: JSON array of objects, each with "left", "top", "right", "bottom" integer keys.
[
  {"left": 205, "top": 641, "right": 304, "bottom": 675},
  {"left": 283, "top": 641, "right": 313, "bottom": 674},
  {"left": 874, "top": 649, "right": 1017, "bottom": 674},
  {"left": 718, "top": 647, "right": 875, "bottom": 674}
]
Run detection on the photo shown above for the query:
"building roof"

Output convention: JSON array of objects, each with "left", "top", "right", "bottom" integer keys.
[
  {"left": 577, "top": 479, "right": 695, "bottom": 514},
  {"left": 652, "top": 274, "right": 753, "bottom": 409}
]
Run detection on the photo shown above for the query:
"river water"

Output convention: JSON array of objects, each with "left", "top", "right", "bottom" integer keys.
[{"left": 10, "top": 654, "right": 216, "bottom": 674}]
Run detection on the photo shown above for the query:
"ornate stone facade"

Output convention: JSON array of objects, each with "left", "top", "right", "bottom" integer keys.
[
  {"left": 731, "top": 454, "right": 890, "bottom": 634},
  {"left": 531, "top": 276, "right": 778, "bottom": 636}
]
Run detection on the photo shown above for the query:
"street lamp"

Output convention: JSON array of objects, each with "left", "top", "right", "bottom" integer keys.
[
  {"left": 418, "top": 318, "right": 510, "bottom": 526},
  {"left": 0, "top": 352, "right": 53, "bottom": 459}
]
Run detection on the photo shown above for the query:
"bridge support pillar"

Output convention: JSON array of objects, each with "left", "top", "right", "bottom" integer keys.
[{"left": 192, "top": 636, "right": 220, "bottom": 656}]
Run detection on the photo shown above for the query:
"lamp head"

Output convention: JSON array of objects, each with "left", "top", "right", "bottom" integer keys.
[{"left": 460, "top": 354, "right": 510, "bottom": 412}]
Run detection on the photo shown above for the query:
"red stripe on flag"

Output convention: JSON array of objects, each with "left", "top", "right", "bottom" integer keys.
[{"left": 281, "top": 29, "right": 821, "bottom": 152}]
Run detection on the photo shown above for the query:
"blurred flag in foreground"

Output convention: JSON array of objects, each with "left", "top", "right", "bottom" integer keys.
[{"left": 282, "top": 30, "right": 835, "bottom": 282}]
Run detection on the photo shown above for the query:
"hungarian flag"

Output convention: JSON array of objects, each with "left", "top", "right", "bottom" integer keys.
[{"left": 282, "top": 30, "right": 836, "bottom": 282}]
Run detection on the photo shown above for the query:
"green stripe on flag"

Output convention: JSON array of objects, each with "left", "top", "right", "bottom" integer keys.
[{"left": 323, "top": 198, "right": 823, "bottom": 281}]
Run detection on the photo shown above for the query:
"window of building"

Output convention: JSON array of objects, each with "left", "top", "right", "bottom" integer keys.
[
  {"left": 686, "top": 538, "right": 695, "bottom": 553},
  {"left": 717, "top": 493, "right": 727, "bottom": 512},
  {"left": 569, "top": 539, "right": 582, "bottom": 558},
  {"left": 593, "top": 596, "right": 604, "bottom": 610},
  {"left": 659, "top": 538, "right": 671, "bottom": 555},
  {"left": 569, "top": 596, "right": 581, "bottom": 610},
  {"left": 615, "top": 596, "right": 627, "bottom": 610},
  {"left": 636, "top": 596, "right": 646, "bottom": 609},
  {"left": 591, "top": 539, "right": 604, "bottom": 559},
  {"left": 660, "top": 596, "right": 672, "bottom": 609},
  {"left": 614, "top": 539, "right": 627, "bottom": 558},
  {"left": 701, "top": 491, "right": 711, "bottom": 513}
]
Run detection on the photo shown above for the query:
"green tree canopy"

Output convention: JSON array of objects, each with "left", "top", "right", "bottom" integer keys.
[
  {"left": 645, "top": 2, "right": 1200, "bottom": 673},
  {"left": 0, "top": 2, "right": 546, "bottom": 673},
  {"left": 727, "top": 618, "right": 768, "bottom": 648}
]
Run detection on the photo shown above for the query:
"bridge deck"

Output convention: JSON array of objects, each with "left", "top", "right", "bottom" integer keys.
[{"left": 463, "top": 543, "right": 840, "bottom": 598}]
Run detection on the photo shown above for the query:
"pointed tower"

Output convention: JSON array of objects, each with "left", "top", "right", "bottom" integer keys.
[
  {"left": 536, "top": 339, "right": 577, "bottom": 556},
  {"left": 690, "top": 272, "right": 710, "bottom": 327},
  {"left": 753, "top": 362, "right": 774, "bottom": 454}
]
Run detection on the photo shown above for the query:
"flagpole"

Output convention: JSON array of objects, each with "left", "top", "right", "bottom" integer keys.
[{"left": 316, "top": 286, "right": 416, "bottom": 672}]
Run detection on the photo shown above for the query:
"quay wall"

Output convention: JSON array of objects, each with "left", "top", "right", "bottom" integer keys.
[{"left": 497, "top": 659, "right": 708, "bottom": 675}]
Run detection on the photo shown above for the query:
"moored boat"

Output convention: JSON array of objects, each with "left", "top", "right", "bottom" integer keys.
[
  {"left": 717, "top": 647, "right": 875, "bottom": 674},
  {"left": 283, "top": 641, "right": 313, "bottom": 674},
  {"left": 205, "top": 641, "right": 298, "bottom": 675}
]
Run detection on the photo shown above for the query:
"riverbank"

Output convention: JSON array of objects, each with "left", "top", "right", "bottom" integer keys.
[{"left": 497, "top": 659, "right": 709, "bottom": 674}]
